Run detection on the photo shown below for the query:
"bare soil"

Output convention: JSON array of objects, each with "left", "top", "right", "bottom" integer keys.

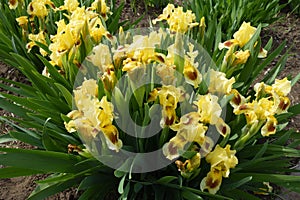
[{"left": 0, "top": 3, "right": 299, "bottom": 200}]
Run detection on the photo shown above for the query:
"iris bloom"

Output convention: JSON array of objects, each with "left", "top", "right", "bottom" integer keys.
[
  {"left": 16, "top": 16, "right": 28, "bottom": 27},
  {"left": 152, "top": 4, "right": 198, "bottom": 33},
  {"left": 201, "top": 145, "right": 238, "bottom": 194},
  {"left": 219, "top": 22, "right": 268, "bottom": 59},
  {"left": 65, "top": 80, "right": 122, "bottom": 152},
  {"left": 183, "top": 46, "right": 202, "bottom": 88},
  {"left": 163, "top": 133, "right": 188, "bottom": 160},
  {"left": 125, "top": 31, "right": 163, "bottom": 64},
  {"left": 58, "top": 0, "right": 79, "bottom": 13},
  {"left": 27, "top": 0, "right": 55, "bottom": 18},
  {"left": 156, "top": 63, "right": 177, "bottom": 85},
  {"left": 194, "top": 93, "right": 222, "bottom": 124},
  {"left": 229, "top": 89, "right": 247, "bottom": 110},
  {"left": 163, "top": 112, "right": 208, "bottom": 160},
  {"left": 200, "top": 167, "right": 223, "bottom": 194},
  {"left": 49, "top": 20, "right": 77, "bottom": 66},
  {"left": 261, "top": 116, "right": 277, "bottom": 137},
  {"left": 26, "top": 31, "right": 48, "bottom": 56},
  {"left": 206, "top": 145, "right": 238, "bottom": 177},
  {"left": 9, "top": 0, "right": 21, "bottom": 10},
  {"left": 175, "top": 152, "right": 201, "bottom": 178},
  {"left": 87, "top": 44, "right": 112, "bottom": 73},
  {"left": 170, "top": 112, "right": 208, "bottom": 145},
  {"left": 233, "top": 22, "right": 257, "bottom": 48},
  {"left": 89, "top": 17, "right": 110, "bottom": 43},
  {"left": 91, "top": 0, "right": 111, "bottom": 20},
  {"left": 272, "top": 78, "right": 291, "bottom": 97},
  {"left": 232, "top": 50, "right": 250, "bottom": 66},
  {"left": 219, "top": 22, "right": 256, "bottom": 49},
  {"left": 208, "top": 69, "right": 235, "bottom": 94},
  {"left": 157, "top": 85, "right": 185, "bottom": 126}
]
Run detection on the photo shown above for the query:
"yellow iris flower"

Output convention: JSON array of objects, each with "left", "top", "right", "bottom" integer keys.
[
  {"left": 272, "top": 77, "right": 291, "bottom": 97},
  {"left": 91, "top": 0, "right": 111, "bottom": 20},
  {"left": 261, "top": 116, "right": 277, "bottom": 137},
  {"left": 232, "top": 50, "right": 250, "bottom": 66},
  {"left": 9, "top": 0, "right": 18, "bottom": 9},
  {"left": 219, "top": 22, "right": 268, "bottom": 59},
  {"left": 175, "top": 152, "right": 201, "bottom": 178},
  {"left": 194, "top": 93, "right": 222, "bottom": 124},
  {"left": 163, "top": 134, "right": 188, "bottom": 160},
  {"left": 206, "top": 145, "right": 238, "bottom": 177},
  {"left": 87, "top": 44, "right": 112, "bottom": 73},
  {"left": 65, "top": 80, "right": 122, "bottom": 152},
  {"left": 26, "top": 31, "right": 48, "bottom": 56},
  {"left": 184, "top": 57, "right": 202, "bottom": 88},
  {"left": 158, "top": 85, "right": 184, "bottom": 126},
  {"left": 16, "top": 16, "right": 28, "bottom": 27},
  {"left": 201, "top": 145, "right": 238, "bottom": 194},
  {"left": 233, "top": 22, "right": 257, "bottom": 48},
  {"left": 208, "top": 69, "right": 235, "bottom": 94},
  {"left": 170, "top": 112, "right": 208, "bottom": 145},
  {"left": 27, "top": 0, "right": 55, "bottom": 18},
  {"left": 152, "top": 4, "right": 198, "bottom": 33},
  {"left": 200, "top": 167, "right": 223, "bottom": 194},
  {"left": 58, "top": 0, "right": 79, "bottom": 12},
  {"left": 156, "top": 63, "right": 177, "bottom": 85}
]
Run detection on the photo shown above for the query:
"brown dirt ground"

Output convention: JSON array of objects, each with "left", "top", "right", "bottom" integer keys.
[{"left": 0, "top": 2, "right": 299, "bottom": 200}]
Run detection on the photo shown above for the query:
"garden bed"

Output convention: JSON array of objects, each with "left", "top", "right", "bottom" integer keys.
[{"left": 0, "top": 0, "right": 299, "bottom": 199}]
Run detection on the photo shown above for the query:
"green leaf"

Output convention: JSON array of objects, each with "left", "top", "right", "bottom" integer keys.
[
  {"left": 0, "top": 78, "right": 37, "bottom": 97},
  {"left": 54, "top": 83, "right": 73, "bottom": 108},
  {"left": 118, "top": 175, "right": 126, "bottom": 194},
  {"left": 28, "top": 175, "right": 83, "bottom": 200},
  {"left": 0, "top": 148, "right": 83, "bottom": 173},
  {"left": 291, "top": 72, "right": 300, "bottom": 86},
  {"left": 42, "top": 130, "right": 67, "bottom": 152},
  {"left": 37, "top": 55, "right": 72, "bottom": 90},
  {"left": 273, "top": 129, "right": 293, "bottom": 145},
  {"left": 252, "top": 41, "right": 285, "bottom": 80},
  {"left": 0, "top": 97, "right": 30, "bottom": 118},
  {"left": 232, "top": 173, "right": 300, "bottom": 193},
  {"left": 9, "top": 131, "right": 43, "bottom": 148},
  {"left": 0, "top": 116, "right": 43, "bottom": 147},
  {"left": 289, "top": 103, "right": 300, "bottom": 116},
  {"left": 0, "top": 134, "right": 15, "bottom": 144},
  {"left": 0, "top": 167, "right": 42, "bottom": 178},
  {"left": 263, "top": 53, "right": 288, "bottom": 85},
  {"left": 107, "top": 2, "right": 124, "bottom": 33},
  {"left": 252, "top": 142, "right": 268, "bottom": 160},
  {"left": 155, "top": 176, "right": 178, "bottom": 184},
  {"left": 223, "top": 176, "right": 253, "bottom": 191},
  {"left": 78, "top": 174, "right": 116, "bottom": 191},
  {"left": 161, "top": 183, "right": 232, "bottom": 200},
  {"left": 182, "top": 190, "right": 203, "bottom": 200}
]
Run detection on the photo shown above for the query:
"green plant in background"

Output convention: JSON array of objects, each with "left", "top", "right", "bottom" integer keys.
[
  {"left": 289, "top": 0, "right": 300, "bottom": 14},
  {"left": 183, "top": 0, "right": 288, "bottom": 55},
  {"left": 0, "top": 1, "right": 300, "bottom": 200}
]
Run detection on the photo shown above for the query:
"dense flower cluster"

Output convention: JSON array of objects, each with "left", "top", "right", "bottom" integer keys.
[
  {"left": 8, "top": 1, "right": 295, "bottom": 196},
  {"left": 60, "top": 3, "right": 293, "bottom": 193},
  {"left": 14, "top": 0, "right": 111, "bottom": 71},
  {"left": 231, "top": 78, "right": 291, "bottom": 137}
]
